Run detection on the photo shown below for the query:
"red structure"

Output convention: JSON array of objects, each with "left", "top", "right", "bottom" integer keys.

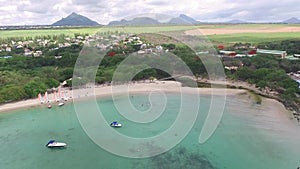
[
  {"left": 108, "top": 51, "right": 116, "bottom": 57},
  {"left": 217, "top": 45, "right": 224, "bottom": 50},
  {"left": 228, "top": 52, "right": 237, "bottom": 57},
  {"left": 248, "top": 50, "right": 257, "bottom": 55}
]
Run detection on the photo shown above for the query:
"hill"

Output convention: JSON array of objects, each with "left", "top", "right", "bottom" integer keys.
[
  {"left": 168, "top": 14, "right": 200, "bottom": 24},
  {"left": 108, "top": 14, "right": 201, "bottom": 26},
  {"left": 108, "top": 17, "right": 161, "bottom": 26},
  {"left": 282, "top": 17, "right": 300, "bottom": 24},
  {"left": 52, "top": 12, "right": 100, "bottom": 26}
]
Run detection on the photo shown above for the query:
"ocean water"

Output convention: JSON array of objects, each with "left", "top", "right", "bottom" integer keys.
[{"left": 0, "top": 93, "right": 299, "bottom": 169}]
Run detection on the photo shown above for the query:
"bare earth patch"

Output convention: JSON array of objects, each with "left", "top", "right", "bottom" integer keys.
[{"left": 185, "top": 26, "right": 300, "bottom": 35}]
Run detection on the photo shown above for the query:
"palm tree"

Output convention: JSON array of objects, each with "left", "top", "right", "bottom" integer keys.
[{"left": 149, "top": 76, "right": 155, "bottom": 83}]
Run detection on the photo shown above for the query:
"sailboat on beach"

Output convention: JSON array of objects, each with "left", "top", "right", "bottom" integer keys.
[
  {"left": 38, "top": 93, "right": 45, "bottom": 104},
  {"left": 63, "top": 90, "right": 71, "bottom": 101},
  {"left": 45, "top": 91, "right": 51, "bottom": 103},
  {"left": 55, "top": 90, "right": 61, "bottom": 102},
  {"left": 57, "top": 88, "right": 65, "bottom": 106}
]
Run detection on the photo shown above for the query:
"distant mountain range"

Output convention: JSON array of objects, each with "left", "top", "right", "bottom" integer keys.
[
  {"left": 49, "top": 13, "right": 300, "bottom": 27},
  {"left": 52, "top": 12, "right": 100, "bottom": 26},
  {"left": 108, "top": 14, "right": 201, "bottom": 26},
  {"left": 108, "top": 17, "right": 160, "bottom": 26}
]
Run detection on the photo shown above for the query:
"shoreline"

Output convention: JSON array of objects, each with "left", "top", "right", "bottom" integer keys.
[
  {"left": 197, "top": 79, "right": 300, "bottom": 120},
  {"left": 0, "top": 81, "right": 245, "bottom": 113}
]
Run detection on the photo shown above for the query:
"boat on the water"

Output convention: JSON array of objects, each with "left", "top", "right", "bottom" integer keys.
[
  {"left": 46, "top": 140, "right": 67, "bottom": 148},
  {"left": 47, "top": 105, "right": 52, "bottom": 109},
  {"left": 58, "top": 102, "right": 64, "bottom": 107},
  {"left": 110, "top": 121, "right": 122, "bottom": 128}
]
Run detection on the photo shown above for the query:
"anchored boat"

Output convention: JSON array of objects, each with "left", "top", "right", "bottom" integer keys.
[
  {"left": 110, "top": 121, "right": 122, "bottom": 128},
  {"left": 46, "top": 140, "right": 67, "bottom": 148}
]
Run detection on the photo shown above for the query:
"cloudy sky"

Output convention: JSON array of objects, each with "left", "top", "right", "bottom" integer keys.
[{"left": 0, "top": 0, "right": 300, "bottom": 25}]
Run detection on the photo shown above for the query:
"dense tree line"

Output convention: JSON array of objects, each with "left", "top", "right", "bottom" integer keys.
[
  {"left": 228, "top": 55, "right": 300, "bottom": 103},
  {"left": 0, "top": 43, "right": 80, "bottom": 103},
  {"left": 257, "top": 40, "right": 300, "bottom": 54}
]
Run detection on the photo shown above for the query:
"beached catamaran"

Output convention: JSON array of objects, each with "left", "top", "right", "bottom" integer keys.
[{"left": 38, "top": 93, "right": 45, "bottom": 104}]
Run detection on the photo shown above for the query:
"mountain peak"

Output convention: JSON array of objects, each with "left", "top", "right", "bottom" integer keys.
[
  {"left": 107, "top": 14, "right": 200, "bottom": 26},
  {"left": 108, "top": 17, "right": 160, "bottom": 26},
  {"left": 52, "top": 12, "right": 100, "bottom": 26},
  {"left": 168, "top": 14, "right": 200, "bottom": 25},
  {"left": 69, "top": 12, "right": 78, "bottom": 16},
  {"left": 283, "top": 17, "right": 300, "bottom": 24}
]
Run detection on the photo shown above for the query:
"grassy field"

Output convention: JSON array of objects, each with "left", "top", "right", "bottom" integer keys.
[
  {"left": 1, "top": 24, "right": 300, "bottom": 44},
  {"left": 0, "top": 25, "right": 196, "bottom": 39},
  {"left": 208, "top": 32, "right": 300, "bottom": 44},
  {"left": 0, "top": 27, "right": 100, "bottom": 39},
  {"left": 196, "top": 24, "right": 300, "bottom": 29}
]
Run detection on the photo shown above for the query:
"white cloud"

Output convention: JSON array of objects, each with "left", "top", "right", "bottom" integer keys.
[{"left": 0, "top": 0, "right": 299, "bottom": 25}]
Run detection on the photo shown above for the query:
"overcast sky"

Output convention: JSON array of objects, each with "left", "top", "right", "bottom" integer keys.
[{"left": 0, "top": 0, "right": 300, "bottom": 25}]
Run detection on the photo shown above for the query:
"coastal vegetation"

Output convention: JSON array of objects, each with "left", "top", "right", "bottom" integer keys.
[
  {"left": 225, "top": 54, "right": 300, "bottom": 106},
  {"left": 0, "top": 27, "right": 299, "bottom": 112}
]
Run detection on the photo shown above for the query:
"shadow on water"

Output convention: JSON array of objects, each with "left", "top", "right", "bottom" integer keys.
[{"left": 132, "top": 146, "right": 214, "bottom": 169}]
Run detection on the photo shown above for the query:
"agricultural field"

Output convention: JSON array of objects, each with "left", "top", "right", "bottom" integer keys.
[
  {"left": 207, "top": 32, "right": 300, "bottom": 44},
  {"left": 1, "top": 24, "right": 300, "bottom": 44},
  {"left": 186, "top": 24, "right": 300, "bottom": 44},
  {"left": 0, "top": 25, "right": 196, "bottom": 39}
]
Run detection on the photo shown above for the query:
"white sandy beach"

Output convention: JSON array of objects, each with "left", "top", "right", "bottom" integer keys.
[
  {"left": 0, "top": 81, "right": 245, "bottom": 113},
  {"left": 227, "top": 93, "right": 300, "bottom": 141}
]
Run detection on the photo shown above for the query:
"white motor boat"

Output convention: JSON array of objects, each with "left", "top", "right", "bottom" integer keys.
[
  {"left": 110, "top": 121, "right": 122, "bottom": 128},
  {"left": 46, "top": 140, "right": 67, "bottom": 148}
]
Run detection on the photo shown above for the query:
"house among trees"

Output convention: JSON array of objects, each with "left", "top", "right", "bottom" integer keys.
[
  {"left": 5, "top": 47, "right": 11, "bottom": 52},
  {"left": 33, "top": 50, "right": 43, "bottom": 57},
  {"left": 0, "top": 55, "right": 12, "bottom": 59},
  {"left": 256, "top": 49, "right": 287, "bottom": 59},
  {"left": 219, "top": 50, "right": 237, "bottom": 57},
  {"left": 24, "top": 48, "right": 33, "bottom": 56},
  {"left": 294, "top": 54, "right": 300, "bottom": 58}
]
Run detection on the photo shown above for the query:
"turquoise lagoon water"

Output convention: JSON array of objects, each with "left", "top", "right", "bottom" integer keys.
[{"left": 0, "top": 93, "right": 300, "bottom": 169}]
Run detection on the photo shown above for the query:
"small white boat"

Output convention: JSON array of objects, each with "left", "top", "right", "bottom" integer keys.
[
  {"left": 47, "top": 105, "right": 52, "bottom": 109},
  {"left": 46, "top": 140, "right": 67, "bottom": 148},
  {"left": 110, "top": 121, "right": 122, "bottom": 128},
  {"left": 58, "top": 102, "right": 64, "bottom": 107}
]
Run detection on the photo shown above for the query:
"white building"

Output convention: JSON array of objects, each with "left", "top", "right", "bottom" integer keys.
[{"left": 256, "top": 49, "right": 287, "bottom": 59}]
